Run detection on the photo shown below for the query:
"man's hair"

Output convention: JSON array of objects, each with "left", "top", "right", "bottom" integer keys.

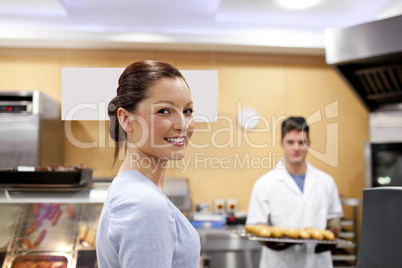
[{"left": 281, "top": 116, "right": 309, "bottom": 140}]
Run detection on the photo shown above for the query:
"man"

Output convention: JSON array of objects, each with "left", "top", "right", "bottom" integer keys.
[{"left": 246, "top": 116, "right": 343, "bottom": 268}]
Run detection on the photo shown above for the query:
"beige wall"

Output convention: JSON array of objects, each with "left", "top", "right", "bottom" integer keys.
[{"left": 0, "top": 48, "right": 368, "bottom": 218}]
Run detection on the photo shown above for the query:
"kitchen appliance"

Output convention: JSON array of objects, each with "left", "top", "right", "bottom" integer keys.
[
  {"left": 364, "top": 105, "right": 402, "bottom": 187},
  {"left": 164, "top": 178, "right": 192, "bottom": 215},
  {"left": 325, "top": 15, "right": 402, "bottom": 111},
  {"left": 0, "top": 91, "right": 63, "bottom": 169},
  {"left": 356, "top": 187, "right": 402, "bottom": 267},
  {"left": 326, "top": 16, "right": 402, "bottom": 187},
  {"left": 365, "top": 141, "right": 402, "bottom": 187}
]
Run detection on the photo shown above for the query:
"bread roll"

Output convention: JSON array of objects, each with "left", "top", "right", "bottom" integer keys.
[
  {"left": 245, "top": 224, "right": 255, "bottom": 234},
  {"left": 245, "top": 224, "right": 273, "bottom": 237},
  {"left": 258, "top": 226, "right": 272, "bottom": 237},
  {"left": 323, "top": 230, "right": 335, "bottom": 241},
  {"left": 305, "top": 227, "right": 324, "bottom": 240},
  {"left": 245, "top": 224, "right": 261, "bottom": 235},
  {"left": 299, "top": 229, "right": 310, "bottom": 239},
  {"left": 270, "top": 227, "right": 283, "bottom": 238},
  {"left": 282, "top": 228, "right": 299, "bottom": 239}
]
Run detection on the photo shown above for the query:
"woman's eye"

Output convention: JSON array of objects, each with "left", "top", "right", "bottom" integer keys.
[
  {"left": 157, "top": 108, "right": 170, "bottom": 114},
  {"left": 184, "top": 109, "right": 193, "bottom": 115}
]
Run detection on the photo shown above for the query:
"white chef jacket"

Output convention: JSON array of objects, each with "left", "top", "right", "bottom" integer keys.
[{"left": 246, "top": 160, "right": 343, "bottom": 268}]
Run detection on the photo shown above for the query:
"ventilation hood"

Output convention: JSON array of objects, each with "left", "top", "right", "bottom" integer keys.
[{"left": 325, "top": 15, "right": 402, "bottom": 111}]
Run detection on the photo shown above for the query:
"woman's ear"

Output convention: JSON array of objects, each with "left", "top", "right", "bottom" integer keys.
[{"left": 117, "top": 107, "right": 134, "bottom": 133}]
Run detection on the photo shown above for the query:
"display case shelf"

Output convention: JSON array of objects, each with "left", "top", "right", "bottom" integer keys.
[{"left": 0, "top": 184, "right": 108, "bottom": 268}]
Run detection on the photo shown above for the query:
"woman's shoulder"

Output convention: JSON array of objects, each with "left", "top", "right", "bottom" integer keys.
[
  {"left": 106, "top": 171, "right": 173, "bottom": 220},
  {"left": 108, "top": 171, "right": 161, "bottom": 197}
]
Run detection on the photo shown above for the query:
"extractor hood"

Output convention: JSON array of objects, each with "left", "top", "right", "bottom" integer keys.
[{"left": 325, "top": 15, "right": 402, "bottom": 111}]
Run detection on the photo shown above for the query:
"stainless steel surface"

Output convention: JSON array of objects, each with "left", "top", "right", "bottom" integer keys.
[
  {"left": 0, "top": 115, "right": 40, "bottom": 169},
  {"left": 325, "top": 15, "right": 402, "bottom": 65},
  {"left": 0, "top": 184, "right": 109, "bottom": 203},
  {"left": 198, "top": 228, "right": 261, "bottom": 268},
  {"left": 164, "top": 178, "right": 191, "bottom": 213},
  {"left": 364, "top": 142, "right": 373, "bottom": 188},
  {"left": 0, "top": 91, "right": 62, "bottom": 169},
  {"left": 325, "top": 15, "right": 402, "bottom": 111},
  {"left": 369, "top": 106, "right": 402, "bottom": 142}
]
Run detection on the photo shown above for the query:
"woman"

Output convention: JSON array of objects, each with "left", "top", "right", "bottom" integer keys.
[{"left": 96, "top": 60, "right": 200, "bottom": 267}]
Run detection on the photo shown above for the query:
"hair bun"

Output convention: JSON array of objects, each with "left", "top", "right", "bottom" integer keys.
[
  {"left": 108, "top": 97, "right": 119, "bottom": 116},
  {"left": 108, "top": 97, "right": 125, "bottom": 142}
]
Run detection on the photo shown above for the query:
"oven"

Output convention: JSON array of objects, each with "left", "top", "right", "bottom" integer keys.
[{"left": 0, "top": 91, "right": 63, "bottom": 169}]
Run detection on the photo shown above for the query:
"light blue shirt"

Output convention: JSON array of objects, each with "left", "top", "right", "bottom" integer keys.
[
  {"left": 96, "top": 170, "right": 200, "bottom": 268},
  {"left": 289, "top": 173, "right": 306, "bottom": 192}
]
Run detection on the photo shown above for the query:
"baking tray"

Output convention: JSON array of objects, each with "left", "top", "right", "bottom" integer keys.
[
  {"left": 0, "top": 169, "right": 93, "bottom": 187},
  {"left": 3, "top": 252, "right": 70, "bottom": 268},
  {"left": 231, "top": 229, "right": 354, "bottom": 246}
]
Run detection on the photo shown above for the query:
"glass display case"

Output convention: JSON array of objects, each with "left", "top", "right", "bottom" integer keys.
[{"left": 0, "top": 183, "right": 108, "bottom": 268}]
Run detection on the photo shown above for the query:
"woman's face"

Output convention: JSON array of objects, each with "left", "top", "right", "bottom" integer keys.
[{"left": 127, "top": 77, "right": 194, "bottom": 160}]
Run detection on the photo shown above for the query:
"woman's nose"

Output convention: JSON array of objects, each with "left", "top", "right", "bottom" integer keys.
[{"left": 173, "top": 112, "right": 186, "bottom": 132}]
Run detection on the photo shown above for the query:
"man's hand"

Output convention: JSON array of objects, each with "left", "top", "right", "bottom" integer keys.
[
  {"left": 261, "top": 241, "right": 295, "bottom": 251},
  {"left": 315, "top": 219, "right": 340, "bottom": 254},
  {"left": 314, "top": 243, "right": 336, "bottom": 253},
  {"left": 327, "top": 218, "right": 341, "bottom": 238}
]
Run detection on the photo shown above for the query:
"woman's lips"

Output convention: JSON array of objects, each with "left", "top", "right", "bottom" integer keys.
[{"left": 164, "top": 136, "right": 186, "bottom": 146}]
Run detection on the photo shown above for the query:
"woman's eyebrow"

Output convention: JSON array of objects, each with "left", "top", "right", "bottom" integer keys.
[
  {"left": 154, "top": 100, "right": 175, "bottom": 105},
  {"left": 154, "top": 101, "right": 193, "bottom": 106}
]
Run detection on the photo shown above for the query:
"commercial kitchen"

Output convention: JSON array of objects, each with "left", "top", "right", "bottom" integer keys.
[{"left": 1, "top": 1, "right": 402, "bottom": 268}]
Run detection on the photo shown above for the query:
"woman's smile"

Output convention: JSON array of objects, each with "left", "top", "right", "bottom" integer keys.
[{"left": 164, "top": 136, "right": 186, "bottom": 146}]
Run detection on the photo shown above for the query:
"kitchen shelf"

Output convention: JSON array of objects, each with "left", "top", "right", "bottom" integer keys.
[
  {"left": 341, "top": 220, "right": 354, "bottom": 226},
  {"left": 332, "top": 198, "right": 360, "bottom": 268},
  {"left": 339, "top": 232, "right": 355, "bottom": 238},
  {"left": 332, "top": 255, "right": 357, "bottom": 261}
]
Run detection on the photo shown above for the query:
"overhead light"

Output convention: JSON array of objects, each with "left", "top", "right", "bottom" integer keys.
[{"left": 278, "top": 0, "right": 321, "bottom": 9}]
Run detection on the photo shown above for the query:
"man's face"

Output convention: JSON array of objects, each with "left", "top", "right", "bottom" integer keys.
[{"left": 281, "top": 130, "right": 310, "bottom": 166}]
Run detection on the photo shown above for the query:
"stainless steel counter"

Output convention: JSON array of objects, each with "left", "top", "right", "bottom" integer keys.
[
  {"left": 197, "top": 227, "right": 262, "bottom": 268},
  {"left": 0, "top": 183, "right": 109, "bottom": 204}
]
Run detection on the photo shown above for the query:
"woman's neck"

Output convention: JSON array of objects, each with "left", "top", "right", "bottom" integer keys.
[{"left": 119, "top": 150, "right": 167, "bottom": 192}]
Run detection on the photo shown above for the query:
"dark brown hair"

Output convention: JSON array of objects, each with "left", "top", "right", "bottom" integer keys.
[
  {"left": 108, "top": 60, "right": 188, "bottom": 164},
  {"left": 281, "top": 116, "right": 309, "bottom": 140}
]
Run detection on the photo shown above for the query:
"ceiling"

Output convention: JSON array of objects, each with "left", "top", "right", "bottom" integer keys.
[{"left": 0, "top": 0, "right": 402, "bottom": 55}]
